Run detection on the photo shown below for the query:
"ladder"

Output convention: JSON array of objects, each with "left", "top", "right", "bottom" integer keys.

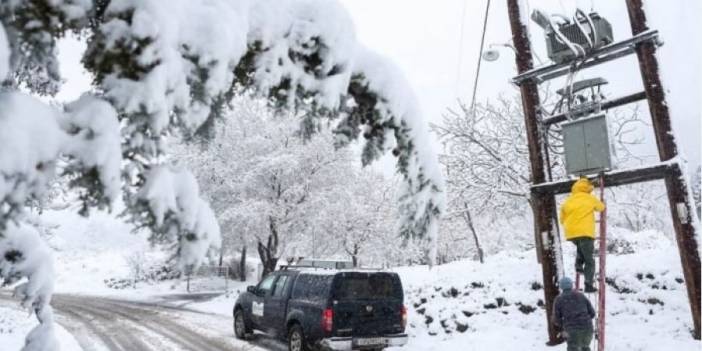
[{"left": 575, "top": 173, "right": 607, "bottom": 351}]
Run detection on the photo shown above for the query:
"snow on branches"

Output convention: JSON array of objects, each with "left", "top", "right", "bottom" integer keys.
[
  {"left": 83, "top": 0, "right": 249, "bottom": 155},
  {"left": 0, "top": 92, "right": 66, "bottom": 221},
  {"left": 0, "top": 223, "right": 58, "bottom": 351},
  {"left": 80, "top": 0, "right": 443, "bottom": 245},
  {"left": 245, "top": 0, "right": 356, "bottom": 110},
  {"left": 0, "top": 0, "right": 91, "bottom": 95},
  {"left": 0, "top": 91, "right": 120, "bottom": 350},
  {"left": 61, "top": 95, "right": 122, "bottom": 214},
  {"left": 342, "top": 48, "right": 444, "bottom": 248},
  {"left": 136, "top": 166, "right": 221, "bottom": 269}
]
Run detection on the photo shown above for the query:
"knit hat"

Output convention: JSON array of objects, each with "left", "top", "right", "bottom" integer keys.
[{"left": 559, "top": 276, "right": 573, "bottom": 291}]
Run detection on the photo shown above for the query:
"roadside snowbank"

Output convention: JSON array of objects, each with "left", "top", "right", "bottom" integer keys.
[
  {"left": 0, "top": 304, "right": 81, "bottom": 351},
  {"left": 393, "top": 229, "right": 697, "bottom": 351}
]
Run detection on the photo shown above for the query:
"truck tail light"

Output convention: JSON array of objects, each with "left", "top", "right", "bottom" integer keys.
[
  {"left": 322, "top": 308, "right": 333, "bottom": 333},
  {"left": 401, "top": 305, "right": 407, "bottom": 329}
]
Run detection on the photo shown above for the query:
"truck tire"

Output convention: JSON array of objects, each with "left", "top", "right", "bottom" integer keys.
[
  {"left": 288, "top": 324, "right": 309, "bottom": 351},
  {"left": 233, "top": 309, "right": 250, "bottom": 339}
]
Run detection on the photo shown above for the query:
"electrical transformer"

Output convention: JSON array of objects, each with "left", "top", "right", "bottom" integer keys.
[
  {"left": 545, "top": 13, "right": 613, "bottom": 64},
  {"left": 562, "top": 114, "right": 614, "bottom": 176}
]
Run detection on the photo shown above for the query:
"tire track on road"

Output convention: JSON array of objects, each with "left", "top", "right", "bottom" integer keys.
[{"left": 52, "top": 294, "right": 243, "bottom": 351}]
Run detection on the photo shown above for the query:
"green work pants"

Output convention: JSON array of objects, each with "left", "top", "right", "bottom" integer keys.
[{"left": 572, "top": 237, "right": 595, "bottom": 286}]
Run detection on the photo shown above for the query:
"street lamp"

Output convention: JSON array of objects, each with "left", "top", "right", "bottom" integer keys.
[{"left": 482, "top": 42, "right": 544, "bottom": 64}]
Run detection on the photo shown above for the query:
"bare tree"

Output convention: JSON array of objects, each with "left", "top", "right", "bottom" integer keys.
[
  {"left": 125, "top": 251, "right": 146, "bottom": 289},
  {"left": 434, "top": 95, "right": 648, "bottom": 258}
]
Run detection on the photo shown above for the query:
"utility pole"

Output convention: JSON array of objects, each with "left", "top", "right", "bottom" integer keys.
[
  {"left": 626, "top": 0, "right": 701, "bottom": 339},
  {"left": 506, "top": 0, "right": 562, "bottom": 345}
]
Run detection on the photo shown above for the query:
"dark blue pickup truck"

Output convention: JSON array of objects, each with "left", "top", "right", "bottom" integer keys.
[{"left": 233, "top": 267, "right": 408, "bottom": 351}]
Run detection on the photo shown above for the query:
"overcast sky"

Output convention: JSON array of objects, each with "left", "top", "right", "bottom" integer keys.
[{"left": 56, "top": 0, "right": 701, "bottom": 171}]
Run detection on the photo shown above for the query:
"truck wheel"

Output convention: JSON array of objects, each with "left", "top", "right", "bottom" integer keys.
[
  {"left": 288, "top": 324, "right": 308, "bottom": 351},
  {"left": 233, "top": 309, "right": 250, "bottom": 339}
]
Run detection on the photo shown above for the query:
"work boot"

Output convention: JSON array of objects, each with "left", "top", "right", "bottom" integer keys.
[{"left": 584, "top": 283, "right": 597, "bottom": 293}]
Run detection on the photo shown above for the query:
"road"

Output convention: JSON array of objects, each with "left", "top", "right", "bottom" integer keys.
[{"left": 4, "top": 293, "right": 288, "bottom": 351}]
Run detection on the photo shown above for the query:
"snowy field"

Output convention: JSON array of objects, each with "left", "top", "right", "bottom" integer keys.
[{"left": 3, "top": 209, "right": 697, "bottom": 351}]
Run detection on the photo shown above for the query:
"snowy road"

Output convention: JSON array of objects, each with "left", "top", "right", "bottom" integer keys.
[{"left": 3, "top": 293, "right": 289, "bottom": 351}]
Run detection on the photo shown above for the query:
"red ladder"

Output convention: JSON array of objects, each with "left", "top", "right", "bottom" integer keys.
[
  {"left": 596, "top": 174, "right": 607, "bottom": 351},
  {"left": 573, "top": 174, "right": 607, "bottom": 350}
]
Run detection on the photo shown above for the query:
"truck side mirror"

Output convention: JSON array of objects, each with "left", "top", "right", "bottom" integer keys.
[{"left": 247, "top": 285, "right": 257, "bottom": 294}]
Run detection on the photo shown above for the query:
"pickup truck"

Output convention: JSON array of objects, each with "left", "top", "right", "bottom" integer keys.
[{"left": 233, "top": 267, "right": 408, "bottom": 351}]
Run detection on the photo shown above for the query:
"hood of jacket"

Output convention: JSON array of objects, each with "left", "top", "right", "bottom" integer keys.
[{"left": 571, "top": 178, "right": 593, "bottom": 194}]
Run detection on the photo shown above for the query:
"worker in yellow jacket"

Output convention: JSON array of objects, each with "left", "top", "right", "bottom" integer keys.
[{"left": 560, "top": 178, "right": 605, "bottom": 293}]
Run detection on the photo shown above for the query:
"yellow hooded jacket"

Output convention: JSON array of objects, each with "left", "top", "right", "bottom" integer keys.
[{"left": 559, "top": 178, "right": 606, "bottom": 240}]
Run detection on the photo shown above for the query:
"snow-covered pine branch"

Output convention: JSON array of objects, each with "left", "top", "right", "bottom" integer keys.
[
  {"left": 0, "top": 0, "right": 91, "bottom": 95},
  {"left": 0, "top": 90, "right": 122, "bottom": 351},
  {"left": 79, "top": 0, "right": 443, "bottom": 255}
]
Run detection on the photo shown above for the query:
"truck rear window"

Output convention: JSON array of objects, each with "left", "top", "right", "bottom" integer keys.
[
  {"left": 333, "top": 273, "right": 401, "bottom": 300},
  {"left": 291, "top": 274, "right": 333, "bottom": 301}
]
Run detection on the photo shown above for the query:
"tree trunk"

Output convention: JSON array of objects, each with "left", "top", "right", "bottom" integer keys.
[
  {"left": 239, "top": 246, "right": 247, "bottom": 282},
  {"left": 351, "top": 243, "right": 359, "bottom": 267},
  {"left": 257, "top": 216, "right": 280, "bottom": 277},
  {"left": 463, "top": 205, "right": 484, "bottom": 264}
]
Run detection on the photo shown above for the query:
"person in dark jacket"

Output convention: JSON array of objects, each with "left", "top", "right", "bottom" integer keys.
[{"left": 552, "top": 276, "right": 596, "bottom": 351}]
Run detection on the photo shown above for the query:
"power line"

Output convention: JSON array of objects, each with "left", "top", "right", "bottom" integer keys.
[
  {"left": 469, "top": 0, "right": 491, "bottom": 115},
  {"left": 454, "top": 0, "right": 469, "bottom": 97}
]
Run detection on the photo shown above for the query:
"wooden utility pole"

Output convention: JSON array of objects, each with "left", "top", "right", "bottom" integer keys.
[
  {"left": 626, "top": 0, "right": 701, "bottom": 339},
  {"left": 506, "top": 0, "right": 562, "bottom": 345}
]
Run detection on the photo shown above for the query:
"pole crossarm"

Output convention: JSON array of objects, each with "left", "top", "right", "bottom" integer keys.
[
  {"left": 541, "top": 91, "right": 647, "bottom": 126},
  {"left": 512, "top": 30, "right": 660, "bottom": 85},
  {"left": 531, "top": 161, "right": 679, "bottom": 195}
]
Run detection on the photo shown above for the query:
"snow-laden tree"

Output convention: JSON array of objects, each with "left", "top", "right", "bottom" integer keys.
[
  {"left": 177, "top": 95, "right": 402, "bottom": 276},
  {"left": 608, "top": 182, "right": 672, "bottom": 234},
  {"left": 1, "top": 1, "right": 443, "bottom": 348}
]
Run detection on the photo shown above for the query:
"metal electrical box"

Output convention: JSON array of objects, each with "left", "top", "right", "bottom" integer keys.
[{"left": 562, "top": 114, "right": 613, "bottom": 176}]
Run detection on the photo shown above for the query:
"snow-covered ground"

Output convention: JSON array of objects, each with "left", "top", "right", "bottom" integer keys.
[
  {"left": 1, "top": 209, "right": 699, "bottom": 350},
  {"left": 0, "top": 304, "right": 82, "bottom": 351}
]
